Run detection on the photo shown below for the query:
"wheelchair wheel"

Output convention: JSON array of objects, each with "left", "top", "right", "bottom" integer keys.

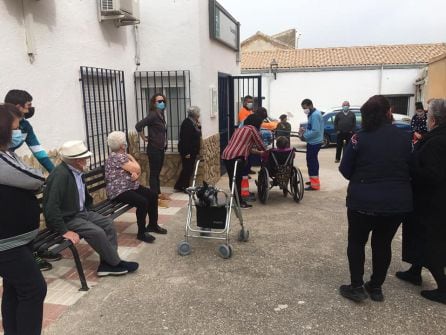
[
  {"left": 257, "top": 167, "right": 269, "bottom": 204},
  {"left": 291, "top": 167, "right": 304, "bottom": 202}
]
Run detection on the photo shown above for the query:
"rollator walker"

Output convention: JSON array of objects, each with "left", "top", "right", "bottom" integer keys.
[{"left": 177, "top": 159, "right": 249, "bottom": 259}]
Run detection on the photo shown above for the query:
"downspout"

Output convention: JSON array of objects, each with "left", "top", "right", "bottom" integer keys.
[
  {"left": 22, "top": 0, "right": 36, "bottom": 63},
  {"left": 134, "top": 25, "right": 141, "bottom": 69},
  {"left": 378, "top": 64, "right": 384, "bottom": 94}
]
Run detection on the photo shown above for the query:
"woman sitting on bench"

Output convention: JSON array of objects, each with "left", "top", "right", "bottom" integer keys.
[{"left": 105, "top": 131, "right": 167, "bottom": 244}]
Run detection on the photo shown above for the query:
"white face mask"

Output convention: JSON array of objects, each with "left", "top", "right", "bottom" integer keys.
[
  {"left": 416, "top": 111, "right": 425, "bottom": 117},
  {"left": 303, "top": 109, "right": 310, "bottom": 115}
]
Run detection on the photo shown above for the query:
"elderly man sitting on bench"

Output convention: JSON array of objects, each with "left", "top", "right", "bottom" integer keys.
[{"left": 43, "top": 140, "right": 138, "bottom": 277}]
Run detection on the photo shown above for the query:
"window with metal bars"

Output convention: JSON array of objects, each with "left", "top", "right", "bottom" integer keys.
[
  {"left": 79, "top": 66, "right": 128, "bottom": 168},
  {"left": 134, "top": 70, "right": 191, "bottom": 152}
]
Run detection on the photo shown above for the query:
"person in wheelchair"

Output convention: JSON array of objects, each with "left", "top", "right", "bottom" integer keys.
[{"left": 262, "top": 136, "right": 295, "bottom": 177}]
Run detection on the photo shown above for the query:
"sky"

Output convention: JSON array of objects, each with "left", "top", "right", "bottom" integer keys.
[{"left": 217, "top": 0, "right": 446, "bottom": 48}]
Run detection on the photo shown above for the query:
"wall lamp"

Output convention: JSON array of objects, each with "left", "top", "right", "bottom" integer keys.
[{"left": 270, "top": 59, "right": 279, "bottom": 80}]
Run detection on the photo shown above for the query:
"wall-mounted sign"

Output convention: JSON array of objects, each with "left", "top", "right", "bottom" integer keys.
[{"left": 209, "top": 0, "right": 240, "bottom": 51}]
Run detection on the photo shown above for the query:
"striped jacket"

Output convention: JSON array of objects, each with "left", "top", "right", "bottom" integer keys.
[
  {"left": 10, "top": 118, "right": 54, "bottom": 172},
  {"left": 222, "top": 125, "right": 266, "bottom": 160},
  {"left": 0, "top": 151, "right": 45, "bottom": 251}
]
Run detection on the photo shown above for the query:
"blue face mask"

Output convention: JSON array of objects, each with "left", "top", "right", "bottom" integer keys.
[
  {"left": 10, "top": 130, "right": 24, "bottom": 149},
  {"left": 155, "top": 102, "right": 165, "bottom": 110},
  {"left": 342, "top": 106, "right": 349, "bottom": 112}
]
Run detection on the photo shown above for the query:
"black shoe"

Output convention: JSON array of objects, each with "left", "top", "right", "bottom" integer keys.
[
  {"left": 34, "top": 254, "right": 52, "bottom": 271},
  {"left": 248, "top": 170, "right": 256, "bottom": 175},
  {"left": 137, "top": 232, "right": 156, "bottom": 243},
  {"left": 200, "top": 227, "right": 212, "bottom": 237},
  {"left": 420, "top": 289, "right": 446, "bottom": 305},
  {"left": 39, "top": 251, "right": 63, "bottom": 262},
  {"left": 240, "top": 201, "right": 253, "bottom": 209},
  {"left": 119, "top": 260, "right": 139, "bottom": 273},
  {"left": 97, "top": 263, "right": 128, "bottom": 277},
  {"left": 305, "top": 181, "right": 311, "bottom": 186},
  {"left": 364, "top": 281, "right": 384, "bottom": 302},
  {"left": 305, "top": 186, "right": 318, "bottom": 191},
  {"left": 147, "top": 225, "right": 168, "bottom": 234},
  {"left": 339, "top": 284, "right": 368, "bottom": 302},
  {"left": 395, "top": 270, "right": 422, "bottom": 286}
]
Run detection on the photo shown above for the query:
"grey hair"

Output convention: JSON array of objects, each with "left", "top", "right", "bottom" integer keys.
[
  {"left": 428, "top": 99, "right": 446, "bottom": 126},
  {"left": 107, "top": 131, "right": 127, "bottom": 152},
  {"left": 187, "top": 106, "right": 200, "bottom": 118}
]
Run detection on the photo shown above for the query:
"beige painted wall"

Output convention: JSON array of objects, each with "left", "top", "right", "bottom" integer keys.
[{"left": 427, "top": 55, "right": 446, "bottom": 100}]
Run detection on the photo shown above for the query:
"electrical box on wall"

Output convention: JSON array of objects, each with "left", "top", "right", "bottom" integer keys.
[
  {"left": 98, "top": 0, "right": 140, "bottom": 26},
  {"left": 210, "top": 86, "right": 218, "bottom": 118}
]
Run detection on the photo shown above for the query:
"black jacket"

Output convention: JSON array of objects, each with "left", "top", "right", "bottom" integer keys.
[
  {"left": 339, "top": 124, "right": 413, "bottom": 214},
  {"left": 178, "top": 118, "right": 201, "bottom": 156},
  {"left": 411, "top": 125, "right": 446, "bottom": 221}
]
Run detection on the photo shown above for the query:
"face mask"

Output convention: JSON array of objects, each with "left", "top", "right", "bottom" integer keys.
[
  {"left": 10, "top": 129, "right": 24, "bottom": 148},
  {"left": 155, "top": 102, "right": 165, "bottom": 110},
  {"left": 342, "top": 106, "right": 349, "bottom": 112},
  {"left": 246, "top": 103, "right": 253, "bottom": 110},
  {"left": 24, "top": 107, "right": 35, "bottom": 119},
  {"left": 416, "top": 111, "right": 425, "bottom": 117},
  {"left": 303, "top": 109, "right": 310, "bottom": 115}
]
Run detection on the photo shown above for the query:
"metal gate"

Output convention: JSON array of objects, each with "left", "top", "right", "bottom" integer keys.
[{"left": 218, "top": 74, "right": 262, "bottom": 154}]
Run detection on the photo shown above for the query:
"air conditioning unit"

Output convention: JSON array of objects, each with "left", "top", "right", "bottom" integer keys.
[
  {"left": 117, "top": 0, "right": 140, "bottom": 26},
  {"left": 98, "top": 0, "right": 124, "bottom": 21}
]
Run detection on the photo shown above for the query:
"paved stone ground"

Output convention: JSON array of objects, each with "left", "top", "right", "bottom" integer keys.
[{"left": 44, "top": 145, "right": 445, "bottom": 335}]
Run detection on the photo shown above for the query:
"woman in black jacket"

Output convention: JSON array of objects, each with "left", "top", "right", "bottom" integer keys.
[
  {"left": 338, "top": 95, "right": 413, "bottom": 302},
  {"left": 174, "top": 106, "right": 202, "bottom": 192},
  {"left": 0, "top": 103, "right": 47, "bottom": 335},
  {"left": 399, "top": 99, "right": 446, "bottom": 304}
]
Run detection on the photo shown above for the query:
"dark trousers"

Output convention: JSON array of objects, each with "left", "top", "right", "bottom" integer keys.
[
  {"left": 424, "top": 222, "right": 446, "bottom": 291},
  {"left": 306, "top": 143, "right": 321, "bottom": 176},
  {"left": 174, "top": 154, "right": 197, "bottom": 190},
  {"left": 347, "top": 209, "right": 401, "bottom": 287},
  {"left": 224, "top": 158, "right": 246, "bottom": 203},
  {"left": 115, "top": 185, "right": 159, "bottom": 235},
  {"left": 336, "top": 132, "right": 353, "bottom": 161},
  {"left": 147, "top": 145, "right": 165, "bottom": 194},
  {"left": 0, "top": 244, "right": 47, "bottom": 335}
]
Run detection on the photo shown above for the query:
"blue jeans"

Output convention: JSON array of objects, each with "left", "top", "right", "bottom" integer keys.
[{"left": 306, "top": 143, "right": 321, "bottom": 176}]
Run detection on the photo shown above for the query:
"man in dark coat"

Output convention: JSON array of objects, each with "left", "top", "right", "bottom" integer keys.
[
  {"left": 398, "top": 99, "right": 446, "bottom": 304},
  {"left": 174, "top": 106, "right": 201, "bottom": 192}
]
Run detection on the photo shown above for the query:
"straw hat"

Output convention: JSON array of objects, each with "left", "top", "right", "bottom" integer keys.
[{"left": 59, "top": 140, "right": 92, "bottom": 159}]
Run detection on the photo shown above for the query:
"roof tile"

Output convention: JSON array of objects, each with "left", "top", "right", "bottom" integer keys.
[{"left": 241, "top": 43, "right": 446, "bottom": 70}]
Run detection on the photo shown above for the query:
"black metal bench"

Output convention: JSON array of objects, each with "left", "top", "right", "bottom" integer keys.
[{"left": 33, "top": 166, "right": 133, "bottom": 291}]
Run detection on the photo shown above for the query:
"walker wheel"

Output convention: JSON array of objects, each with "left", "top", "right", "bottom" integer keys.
[
  {"left": 177, "top": 241, "right": 192, "bottom": 256},
  {"left": 217, "top": 244, "right": 232, "bottom": 259},
  {"left": 238, "top": 229, "right": 250, "bottom": 242}
]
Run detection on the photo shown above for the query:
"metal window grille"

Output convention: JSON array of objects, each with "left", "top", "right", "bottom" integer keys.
[
  {"left": 80, "top": 66, "right": 128, "bottom": 168},
  {"left": 134, "top": 70, "right": 191, "bottom": 152}
]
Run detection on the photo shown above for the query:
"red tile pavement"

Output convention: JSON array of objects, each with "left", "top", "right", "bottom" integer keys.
[
  {"left": 117, "top": 233, "right": 144, "bottom": 247},
  {"left": 60, "top": 244, "right": 94, "bottom": 260}
]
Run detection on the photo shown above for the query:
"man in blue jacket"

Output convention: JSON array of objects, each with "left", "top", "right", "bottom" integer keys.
[{"left": 299, "top": 99, "right": 324, "bottom": 190}]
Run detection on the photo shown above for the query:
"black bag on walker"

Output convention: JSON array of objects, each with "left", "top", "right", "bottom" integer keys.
[{"left": 195, "top": 183, "right": 227, "bottom": 229}]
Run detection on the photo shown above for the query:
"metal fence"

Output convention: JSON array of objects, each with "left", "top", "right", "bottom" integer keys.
[
  {"left": 79, "top": 66, "right": 128, "bottom": 168},
  {"left": 134, "top": 70, "right": 191, "bottom": 152}
]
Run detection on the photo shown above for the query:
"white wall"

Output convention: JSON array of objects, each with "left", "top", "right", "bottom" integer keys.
[
  {"left": 1, "top": 0, "right": 137, "bottom": 154},
  {"left": 260, "top": 67, "right": 419, "bottom": 128},
  {"left": 0, "top": 0, "right": 240, "bottom": 153}
]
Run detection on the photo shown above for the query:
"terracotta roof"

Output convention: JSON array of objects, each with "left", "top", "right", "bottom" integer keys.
[
  {"left": 241, "top": 31, "right": 294, "bottom": 49},
  {"left": 241, "top": 43, "right": 446, "bottom": 70}
]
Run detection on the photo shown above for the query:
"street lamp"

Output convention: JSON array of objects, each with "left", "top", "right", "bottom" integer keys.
[{"left": 270, "top": 59, "right": 279, "bottom": 80}]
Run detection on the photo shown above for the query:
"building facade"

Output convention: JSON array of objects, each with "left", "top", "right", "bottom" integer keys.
[
  {"left": 1, "top": 0, "right": 241, "bottom": 185},
  {"left": 241, "top": 44, "right": 446, "bottom": 126}
]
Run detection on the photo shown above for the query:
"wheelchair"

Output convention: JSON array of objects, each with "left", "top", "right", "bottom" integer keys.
[{"left": 256, "top": 148, "right": 304, "bottom": 204}]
